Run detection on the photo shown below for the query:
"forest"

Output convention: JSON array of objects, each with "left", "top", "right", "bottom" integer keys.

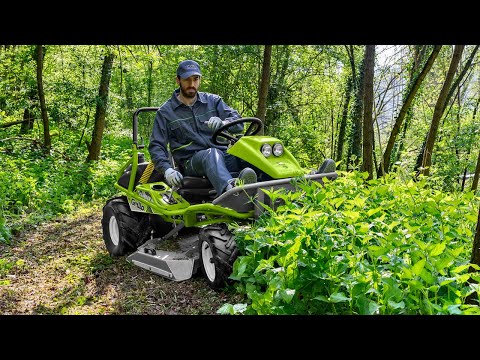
[{"left": 1, "top": 45, "right": 480, "bottom": 315}]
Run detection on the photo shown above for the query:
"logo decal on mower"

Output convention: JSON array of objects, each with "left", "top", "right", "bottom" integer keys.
[
  {"left": 130, "top": 198, "right": 145, "bottom": 212},
  {"left": 138, "top": 191, "right": 152, "bottom": 202}
]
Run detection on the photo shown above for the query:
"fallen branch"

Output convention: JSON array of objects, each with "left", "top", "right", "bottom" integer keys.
[{"left": 0, "top": 119, "right": 29, "bottom": 128}]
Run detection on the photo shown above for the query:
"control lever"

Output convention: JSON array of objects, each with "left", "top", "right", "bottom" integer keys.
[{"left": 168, "top": 184, "right": 180, "bottom": 203}]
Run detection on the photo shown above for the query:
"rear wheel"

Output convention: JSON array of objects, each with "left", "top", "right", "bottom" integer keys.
[
  {"left": 101, "top": 196, "right": 152, "bottom": 256},
  {"left": 198, "top": 224, "right": 239, "bottom": 290}
]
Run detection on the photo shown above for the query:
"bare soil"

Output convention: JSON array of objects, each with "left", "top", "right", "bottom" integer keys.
[{"left": 0, "top": 203, "right": 244, "bottom": 315}]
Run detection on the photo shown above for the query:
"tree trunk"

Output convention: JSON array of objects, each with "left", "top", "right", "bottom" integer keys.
[
  {"left": 125, "top": 69, "right": 134, "bottom": 110},
  {"left": 470, "top": 96, "right": 480, "bottom": 192},
  {"left": 466, "top": 203, "right": 480, "bottom": 305},
  {"left": 336, "top": 74, "right": 353, "bottom": 166},
  {"left": 35, "top": 45, "right": 51, "bottom": 151},
  {"left": 147, "top": 59, "right": 153, "bottom": 107},
  {"left": 378, "top": 45, "right": 441, "bottom": 177},
  {"left": 265, "top": 45, "right": 290, "bottom": 136},
  {"left": 420, "top": 45, "right": 465, "bottom": 176},
  {"left": 87, "top": 51, "right": 115, "bottom": 161},
  {"left": 19, "top": 108, "right": 34, "bottom": 134},
  {"left": 255, "top": 45, "right": 272, "bottom": 135},
  {"left": 441, "top": 45, "right": 479, "bottom": 115},
  {"left": 472, "top": 149, "right": 480, "bottom": 192},
  {"left": 348, "top": 46, "right": 365, "bottom": 169},
  {"left": 362, "top": 45, "right": 375, "bottom": 180}
]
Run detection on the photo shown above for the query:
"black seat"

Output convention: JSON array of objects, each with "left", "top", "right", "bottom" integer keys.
[{"left": 181, "top": 176, "right": 213, "bottom": 189}]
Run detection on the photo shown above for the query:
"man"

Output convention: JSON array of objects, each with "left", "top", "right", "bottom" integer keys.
[{"left": 148, "top": 59, "right": 258, "bottom": 196}]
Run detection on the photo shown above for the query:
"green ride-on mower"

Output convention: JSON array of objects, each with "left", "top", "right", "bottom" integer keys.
[{"left": 101, "top": 107, "right": 338, "bottom": 290}]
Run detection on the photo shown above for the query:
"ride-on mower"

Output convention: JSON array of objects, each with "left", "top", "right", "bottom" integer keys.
[{"left": 101, "top": 107, "right": 337, "bottom": 289}]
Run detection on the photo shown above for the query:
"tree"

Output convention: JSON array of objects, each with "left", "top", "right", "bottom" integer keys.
[
  {"left": 35, "top": 45, "right": 51, "bottom": 151},
  {"left": 468, "top": 95, "right": 480, "bottom": 192},
  {"left": 86, "top": 49, "right": 115, "bottom": 161},
  {"left": 335, "top": 46, "right": 355, "bottom": 166},
  {"left": 466, "top": 203, "right": 480, "bottom": 305},
  {"left": 378, "top": 45, "right": 441, "bottom": 177},
  {"left": 348, "top": 46, "right": 365, "bottom": 169},
  {"left": 441, "top": 45, "right": 479, "bottom": 115},
  {"left": 362, "top": 45, "right": 375, "bottom": 179},
  {"left": 265, "top": 45, "right": 290, "bottom": 136},
  {"left": 472, "top": 148, "right": 480, "bottom": 193},
  {"left": 255, "top": 45, "right": 272, "bottom": 135},
  {"left": 419, "top": 45, "right": 465, "bottom": 177}
]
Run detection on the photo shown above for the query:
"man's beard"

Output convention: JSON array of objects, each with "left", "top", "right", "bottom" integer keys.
[{"left": 180, "top": 84, "right": 197, "bottom": 98}]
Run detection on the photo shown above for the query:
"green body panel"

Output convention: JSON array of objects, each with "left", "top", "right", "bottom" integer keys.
[
  {"left": 227, "top": 136, "right": 304, "bottom": 178},
  {"left": 114, "top": 134, "right": 310, "bottom": 229},
  {"left": 115, "top": 181, "right": 254, "bottom": 227}
]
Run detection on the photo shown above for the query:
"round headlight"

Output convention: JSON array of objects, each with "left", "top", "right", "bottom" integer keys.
[
  {"left": 273, "top": 143, "right": 284, "bottom": 156},
  {"left": 261, "top": 143, "right": 272, "bottom": 157}
]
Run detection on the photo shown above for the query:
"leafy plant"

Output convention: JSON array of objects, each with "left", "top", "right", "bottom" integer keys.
[{"left": 230, "top": 170, "right": 480, "bottom": 314}]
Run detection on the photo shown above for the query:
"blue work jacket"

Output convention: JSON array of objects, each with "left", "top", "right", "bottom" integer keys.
[{"left": 148, "top": 89, "right": 243, "bottom": 173}]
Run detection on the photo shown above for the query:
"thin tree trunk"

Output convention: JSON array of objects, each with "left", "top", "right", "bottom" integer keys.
[
  {"left": 441, "top": 45, "right": 479, "bottom": 114},
  {"left": 471, "top": 96, "right": 480, "bottom": 192},
  {"left": 256, "top": 45, "right": 272, "bottom": 135},
  {"left": 466, "top": 203, "right": 480, "bottom": 305},
  {"left": 362, "top": 45, "right": 375, "bottom": 180},
  {"left": 420, "top": 45, "right": 465, "bottom": 176},
  {"left": 265, "top": 45, "right": 290, "bottom": 136},
  {"left": 147, "top": 59, "right": 153, "bottom": 107},
  {"left": 336, "top": 74, "right": 353, "bottom": 165},
  {"left": 472, "top": 150, "right": 480, "bottom": 192},
  {"left": 349, "top": 47, "right": 365, "bottom": 169},
  {"left": 19, "top": 108, "right": 34, "bottom": 134},
  {"left": 87, "top": 51, "right": 115, "bottom": 161},
  {"left": 379, "top": 45, "right": 442, "bottom": 177},
  {"left": 35, "top": 45, "right": 50, "bottom": 151}
]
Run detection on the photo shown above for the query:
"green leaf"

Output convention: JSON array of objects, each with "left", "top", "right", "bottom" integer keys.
[
  {"left": 387, "top": 300, "right": 405, "bottom": 310},
  {"left": 367, "top": 207, "right": 382, "bottom": 217},
  {"left": 216, "top": 303, "right": 235, "bottom": 315},
  {"left": 254, "top": 259, "right": 273, "bottom": 274},
  {"left": 412, "top": 258, "right": 426, "bottom": 276},
  {"left": 387, "top": 221, "right": 401, "bottom": 231},
  {"left": 449, "top": 246, "right": 464, "bottom": 257},
  {"left": 232, "top": 303, "right": 248, "bottom": 314},
  {"left": 315, "top": 192, "right": 326, "bottom": 203},
  {"left": 434, "top": 255, "right": 453, "bottom": 272},
  {"left": 466, "top": 214, "right": 478, "bottom": 222},
  {"left": 357, "top": 222, "right": 371, "bottom": 234},
  {"left": 278, "top": 289, "right": 296, "bottom": 303},
  {"left": 447, "top": 305, "right": 463, "bottom": 315},
  {"left": 329, "top": 292, "right": 350, "bottom": 303},
  {"left": 429, "top": 243, "right": 446, "bottom": 257},
  {"left": 343, "top": 210, "right": 360, "bottom": 223},
  {"left": 367, "top": 245, "right": 388, "bottom": 258},
  {"left": 452, "top": 264, "right": 470, "bottom": 274},
  {"left": 313, "top": 295, "right": 329, "bottom": 302},
  {"left": 419, "top": 268, "right": 436, "bottom": 285}
]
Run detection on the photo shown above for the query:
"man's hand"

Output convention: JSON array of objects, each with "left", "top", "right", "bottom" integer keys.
[
  {"left": 164, "top": 167, "right": 183, "bottom": 187},
  {"left": 207, "top": 116, "right": 225, "bottom": 132}
]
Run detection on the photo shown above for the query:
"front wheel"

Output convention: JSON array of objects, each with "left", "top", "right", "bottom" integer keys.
[
  {"left": 198, "top": 224, "right": 239, "bottom": 290},
  {"left": 101, "top": 196, "right": 151, "bottom": 256}
]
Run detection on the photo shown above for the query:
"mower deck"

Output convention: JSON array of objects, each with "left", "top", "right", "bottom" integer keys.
[{"left": 126, "top": 230, "right": 200, "bottom": 282}]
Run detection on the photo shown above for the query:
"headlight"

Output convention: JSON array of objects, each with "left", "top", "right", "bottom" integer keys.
[
  {"left": 273, "top": 143, "right": 284, "bottom": 156},
  {"left": 261, "top": 143, "right": 272, "bottom": 157}
]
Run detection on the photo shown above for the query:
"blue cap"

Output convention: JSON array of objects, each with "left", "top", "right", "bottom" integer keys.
[{"left": 176, "top": 60, "right": 202, "bottom": 79}]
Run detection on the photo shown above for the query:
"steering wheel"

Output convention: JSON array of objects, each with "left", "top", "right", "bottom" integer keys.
[{"left": 212, "top": 117, "right": 264, "bottom": 146}]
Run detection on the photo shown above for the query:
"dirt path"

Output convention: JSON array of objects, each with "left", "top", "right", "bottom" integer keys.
[{"left": 0, "top": 204, "right": 244, "bottom": 315}]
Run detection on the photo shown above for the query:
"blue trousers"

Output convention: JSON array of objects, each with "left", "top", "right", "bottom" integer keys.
[{"left": 182, "top": 148, "right": 268, "bottom": 195}]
